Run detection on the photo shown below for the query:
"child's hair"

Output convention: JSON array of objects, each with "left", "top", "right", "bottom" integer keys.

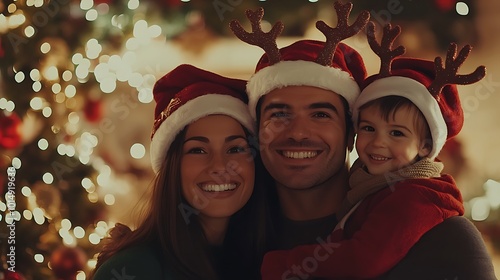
[{"left": 358, "top": 95, "right": 432, "bottom": 152}]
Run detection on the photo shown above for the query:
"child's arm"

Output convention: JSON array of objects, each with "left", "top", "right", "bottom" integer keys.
[{"left": 261, "top": 183, "right": 461, "bottom": 279}]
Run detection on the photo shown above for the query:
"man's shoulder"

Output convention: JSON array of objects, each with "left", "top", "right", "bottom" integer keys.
[
  {"left": 382, "top": 216, "right": 497, "bottom": 280},
  {"left": 92, "top": 245, "right": 172, "bottom": 280}
]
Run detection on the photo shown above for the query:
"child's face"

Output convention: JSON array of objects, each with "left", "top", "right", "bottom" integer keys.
[{"left": 355, "top": 105, "right": 431, "bottom": 175}]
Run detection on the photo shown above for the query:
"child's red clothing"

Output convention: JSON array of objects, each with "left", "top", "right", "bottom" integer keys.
[{"left": 261, "top": 159, "right": 464, "bottom": 280}]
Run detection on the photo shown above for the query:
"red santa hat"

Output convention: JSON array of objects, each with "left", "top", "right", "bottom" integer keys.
[
  {"left": 150, "top": 64, "right": 254, "bottom": 173},
  {"left": 352, "top": 23, "right": 486, "bottom": 160},
  {"left": 247, "top": 40, "right": 367, "bottom": 120},
  {"left": 230, "top": 2, "right": 370, "bottom": 119}
]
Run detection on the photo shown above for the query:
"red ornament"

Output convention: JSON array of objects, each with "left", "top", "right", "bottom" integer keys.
[
  {"left": 1, "top": 270, "right": 25, "bottom": 280},
  {"left": 0, "top": 111, "right": 22, "bottom": 149},
  {"left": 50, "top": 246, "right": 87, "bottom": 280},
  {"left": 435, "top": 0, "right": 456, "bottom": 12},
  {"left": 83, "top": 99, "right": 103, "bottom": 123}
]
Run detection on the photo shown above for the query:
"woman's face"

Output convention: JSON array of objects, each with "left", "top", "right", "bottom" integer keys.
[{"left": 181, "top": 115, "right": 255, "bottom": 220}]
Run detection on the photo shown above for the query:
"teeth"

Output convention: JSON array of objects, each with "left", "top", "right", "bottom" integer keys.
[
  {"left": 201, "top": 184, "right": 237, "bottom": 192},
  {"left": 283, "top": 151, "right": 317, "bottom": 159},
  {"left": 370, "top": 155, "right": 389, "bottom": 161}
]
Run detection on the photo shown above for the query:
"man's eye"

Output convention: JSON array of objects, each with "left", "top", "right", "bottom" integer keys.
[
  {"left": 270, "top": 112, "right": 289, "bottom": 118},
  {"left": 313, "top": 112, "right": 330, "bottom": 118}
]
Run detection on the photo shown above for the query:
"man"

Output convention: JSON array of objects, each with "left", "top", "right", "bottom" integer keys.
[
  {"left": 231, "top": 4, "right": 496, "bottom": 280},
  {"left": 249, "top": 39, "right": 364, "bottom": 250}
]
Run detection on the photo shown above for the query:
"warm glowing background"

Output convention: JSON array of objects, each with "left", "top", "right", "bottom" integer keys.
[{"left": 1, "top": 0, "right": 499, "bottom": 279}]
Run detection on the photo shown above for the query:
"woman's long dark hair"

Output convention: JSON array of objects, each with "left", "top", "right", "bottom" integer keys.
[{"left": 91, "top": 126, "right": 270, "bottom": 280}]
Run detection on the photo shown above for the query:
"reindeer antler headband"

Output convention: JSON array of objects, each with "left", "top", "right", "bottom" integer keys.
[
  {"left": 230, "top": 2, "right": 370, "bottom": 67},
  {"left": 365, "top": 21, "right": 485, "bottom": 97},
  {"left": 230, "top": 1, "right": 370, "bottom": 120}
]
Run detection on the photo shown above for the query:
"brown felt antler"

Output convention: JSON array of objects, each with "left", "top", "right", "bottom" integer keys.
[
  {"left": 315, "top": 1, "right": 370, "bottom": 66},
  {"left": 366, "top": 22, "right": 405, "bottom": 78},
  {"left": 428, "top": 43, "right": 486, "bottom": 97},
  {"left": 229, "top": 8, "right": 284, "bottom": 65}
]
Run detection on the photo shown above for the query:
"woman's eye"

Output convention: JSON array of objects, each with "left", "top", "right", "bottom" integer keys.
[
  {"left": 186, "top": 148, "right": 206, "bottom": 154},
  {"left": 228, "top": 146, "right": 248, "bottom": 154}
]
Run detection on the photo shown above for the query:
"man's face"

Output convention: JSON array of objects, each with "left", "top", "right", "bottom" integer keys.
[{"left": 258, "top": 85, "right": 351, "bottom": 191}]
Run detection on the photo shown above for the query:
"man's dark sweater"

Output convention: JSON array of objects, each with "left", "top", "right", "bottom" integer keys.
[
  {"left": 273, "top": 215, "right": 496, "bottom": 279},
  {"left": 383, "top": 216, "right": 496, "bottom": 280}
]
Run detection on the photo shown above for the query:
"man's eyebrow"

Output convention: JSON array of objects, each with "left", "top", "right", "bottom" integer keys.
[
  {"left": 262, "top": 102, "right": 290, "bottom": 113},
  {"left": 309, "top": 102, "right": 339, "bottom": 116}
]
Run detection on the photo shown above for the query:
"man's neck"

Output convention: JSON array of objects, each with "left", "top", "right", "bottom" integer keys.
[{"left": 276, "top": 167, "right": 349, "bottom": 221}]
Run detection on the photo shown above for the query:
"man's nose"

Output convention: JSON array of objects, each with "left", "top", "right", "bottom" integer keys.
[{"left": 286, "top": 116, "right": 311, "bottom": 142}]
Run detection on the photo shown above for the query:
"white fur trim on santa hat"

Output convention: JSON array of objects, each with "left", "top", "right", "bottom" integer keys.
[
  {"left": 150, "top": 94, "right": 255, "bottom": 173},
  {"left": 247, "top": 60, "right": 360, "bottom": 120},
  {"left": 352, "top": 76, "right": 447, "bottom": 160}
]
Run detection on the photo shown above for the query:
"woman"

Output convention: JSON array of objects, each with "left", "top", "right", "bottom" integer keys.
[{"left": 91, "top": 64, "right": 268, "bottom": 280}]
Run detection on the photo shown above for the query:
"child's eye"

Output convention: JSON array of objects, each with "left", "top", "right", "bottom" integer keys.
[
  {"left": 390, "top": 130, "right": 404, "bottom": 137},
  {"left": 360, "top": 125, "right": 374, "bottom": 132},
  {"left": 186, "top": 148, "right": 206, "bottom": 154}
]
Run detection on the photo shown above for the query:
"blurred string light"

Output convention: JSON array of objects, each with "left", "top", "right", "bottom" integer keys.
[
  {"left": 0, "top": 0, "right": 167, "bottom": 269},
  {"left": 23, "top": 210, "right": 33, "bottom": 220},
  {"left": 130, "top": 143, "right": 145, "bottom": 159},
  {"left": 34, "top": 254, "right": 44, "bottom": 263},
  {"left": 30, "top": 69, "right": 41, "bottom": 81},
  {"left": 38, "top": 138, "right": 49, "bottom": 150},
  {"left": 30, "top": 97, "right": 44, "bottom": 110},
  {"left": 104, "top": 194, "right": 115, "bottom": 205},
  {"left": 73, "top": 226, "right": 85, "bottom": 239},
  {"left": 456, "top": 2, "right": 469, "bottom": 16},
  {"left": 40, "top": 42, "right": 51, "bottom": 54},
  {"left": 11, "top": 157, "right": 21, "bottom": 169},
  {"left": 42, "top": 107, "right": 52, "bottom": 117},
  {"left": 0, "top": 98, "right": 15, "bottom": 112},
  {"left": 14, "top": 71, "right": 25, "bottom": 83},
  {"left": 128, "top": 0, "right": 140, "bottom": 10},
  {"left": 76, "top": 271, "right": 86, "bottom": 280},
  {"left": 33, "top": 207, "right": 45, "bottom": 225},
  {"left": 21, "top": 186, "right": 32, "bottom": 197},
  {"left": 484, "top": 179, "right": 500, "bottom": 209},
  {"left": 42, "top": 172, "right": 54, "bottom": 184},
  {"left": 81, "top": 177, "right": 95, "bottom": 192},
  {"left": 469, "top": 179, "right": 500, "bottom": 221}
]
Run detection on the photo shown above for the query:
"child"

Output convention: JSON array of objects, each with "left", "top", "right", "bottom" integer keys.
[{"left": 261, "top": 22, "right": 486, "bottom": 280}]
